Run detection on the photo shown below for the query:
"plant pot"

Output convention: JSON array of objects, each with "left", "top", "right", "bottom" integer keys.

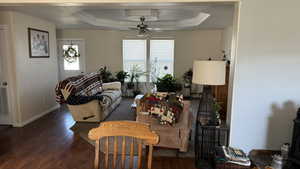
[
  {"left": 184, "top": 83, "right": 191, "bottom": 88},
  {"left": 133, "top": 90, "right": 141, "bottom": 97},
  {"left": 127, "top": 82, "right": 134, "bottom": 89}
]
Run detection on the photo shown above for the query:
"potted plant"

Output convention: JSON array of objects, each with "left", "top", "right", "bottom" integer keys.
[
  {"left": 127, "top": 75, "right": 135, "bottom": 90},
  {"left": 98, "top": 66, "right": 116, "bottom": 83},
  {"left": 183, "top": 68, "right": 193, "bottom": 88},
  {"left": 212, "top": 101, "right": 222, "bottom": 125},
  {"left": 115, "top": 71, "right": 129, "bottom": 84},
  {"left": 128, "top": 65, "right": 147, "bottom": 96},
  {"left": 155, "top": 74, "right": 182, "bottom": 93}
]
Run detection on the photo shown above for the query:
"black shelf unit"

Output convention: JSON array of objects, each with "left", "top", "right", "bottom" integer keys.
[{"left": 195, "top": 123, "right": 229, "bottom": 169}]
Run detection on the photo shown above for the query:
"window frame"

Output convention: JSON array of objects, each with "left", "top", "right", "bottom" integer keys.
[
  {"left": 122, "top": 38, "right": 175, "bottom": 83},
  {"left": 122, "top": 39, "right": 148, "bottom": 82},
  {"left": 149, "top": 39, "right": 175, "bottom": 82}
]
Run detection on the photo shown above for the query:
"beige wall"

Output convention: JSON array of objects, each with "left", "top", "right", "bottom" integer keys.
[
  {"left": 57, "top": 29, "right": 223, "bottom": 79},
  {"left": 0, "top": 11, "right": 59, "bottom": 126},
  {"left": 0, "top": 11, "right": 11, "bottom": 25},
  {"left": 13, "top": 12, "right": 59, "bottom": 125},
  {"left": 222, "top": 26, "right": 233, "bottom": 59}
]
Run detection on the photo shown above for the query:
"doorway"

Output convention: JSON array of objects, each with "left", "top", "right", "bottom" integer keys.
[
  {"left": 57, "top": 39, "right": 86, "bottom": 80},
  {"left": 0, "top": 25, "right": 11, "bottom": 125}
]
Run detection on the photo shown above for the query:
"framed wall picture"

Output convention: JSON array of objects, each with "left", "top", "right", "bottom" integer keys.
[{"left": 28, "top": 28, "right": 50, "bottom": 58}]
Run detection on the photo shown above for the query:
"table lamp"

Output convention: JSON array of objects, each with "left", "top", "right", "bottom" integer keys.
[
  {"left": 192, "top": 60, "right": 226, "bottom": 126},
  {"left": 193, "top": 60, "right": 226, "bottom": 169}
]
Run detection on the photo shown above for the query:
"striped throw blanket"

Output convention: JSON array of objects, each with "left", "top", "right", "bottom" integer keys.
[{"left": 55, "top": 72, "right": 103, "bottom": 104}]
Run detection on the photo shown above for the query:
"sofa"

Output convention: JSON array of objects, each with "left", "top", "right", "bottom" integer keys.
[
  {"left": 61, "top": 82, "right": 122, "bottom": 122},
  {"left": 136, "top": 100, "right": 192, "bottom": 152}
]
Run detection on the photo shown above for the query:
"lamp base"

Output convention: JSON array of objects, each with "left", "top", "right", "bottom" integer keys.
[{"left": 197, "top": 85, "right": 218, "bottom": 126}]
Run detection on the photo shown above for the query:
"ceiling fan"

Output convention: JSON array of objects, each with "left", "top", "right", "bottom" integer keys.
[
  {"left": 131, "top": 16, "right": 152, "bottom": 37},
  {"left": 126, "top": 16, "right": 174, "bottom": 39}
]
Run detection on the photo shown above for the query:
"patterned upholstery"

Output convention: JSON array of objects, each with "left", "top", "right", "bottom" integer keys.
[
  {"left": 64, "top": 82, "right": 122, "bottom": 122},
  {"left": 55, "top": 72, "right": 103, "bottom": 104}
]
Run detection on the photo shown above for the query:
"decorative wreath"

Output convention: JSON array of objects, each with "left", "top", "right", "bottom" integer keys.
[{"left": 63, "top": 45, "right": 80, "bottom": 63}]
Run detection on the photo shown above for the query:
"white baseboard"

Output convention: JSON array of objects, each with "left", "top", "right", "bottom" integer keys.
[{"left": 14, "top": 104, "right": 60, "bottom": 127}]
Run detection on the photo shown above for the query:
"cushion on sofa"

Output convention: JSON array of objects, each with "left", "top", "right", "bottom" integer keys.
[
  {"left": 99, "top": 90, "right": 122, "bottom": 108},
  {"left": 138, "top": 93, "right": 184, "bottom": 125},
  {"left": 66, "top": 94, "right": 104, "bottom": 105}
]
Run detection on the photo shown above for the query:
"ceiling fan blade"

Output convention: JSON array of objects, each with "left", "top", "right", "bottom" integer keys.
[
  {"left": 129, "top": 27, "right": 139, "bottom": 30},
  {"left": 151, "top": 36, "right": 174, "bottom": 39},
  {"left": 147, "top": 27, "right": 165, "bottom": 32}
]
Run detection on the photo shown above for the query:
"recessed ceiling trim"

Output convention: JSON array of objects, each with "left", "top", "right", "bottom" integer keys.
[
  {"left": 125, "top": 9, "right": 159, "bottom": 21},
  {"left": 0, "top": 4, "right": 234, "bottom": 29},
  {"left": 76, "top": 10, "right": 210, "bottom": 30}
]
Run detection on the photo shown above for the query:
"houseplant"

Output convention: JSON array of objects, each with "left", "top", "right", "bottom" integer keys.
[
  {"left": 212, "top": 101, "right": 222, "bottom": 125},
  {"left": 115, "top": 71, "right": 129, "bottom": 84},
  {"left": 98, "top": 66, "right": 116, "bottom": 83},
  {"left": 155, "top": 74, "right": 182, "bottom": 93},
  {"left": 182, "top": 68, "right": 193, "bottom": 88},
  {"left": 128, "top": 65, "right": 147, "bottom": 96}
]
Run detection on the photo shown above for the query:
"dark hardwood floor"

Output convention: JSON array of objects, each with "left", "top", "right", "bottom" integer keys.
[{"left": 0, "top": 106, "right": 196, "bottom": 169}]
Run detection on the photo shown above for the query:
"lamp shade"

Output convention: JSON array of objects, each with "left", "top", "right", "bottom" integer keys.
[{"left": 192, "top": 60, "right": 226, "bottom": 85}]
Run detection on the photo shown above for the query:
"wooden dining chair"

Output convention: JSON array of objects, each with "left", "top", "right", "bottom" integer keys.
[{"left": 88, "top": 121, "right": 159, "bottom": 169}]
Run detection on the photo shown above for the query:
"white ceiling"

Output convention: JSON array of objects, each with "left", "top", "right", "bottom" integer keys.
[{"left": 0, "top": 3, "right": 234, "bottom": 30}]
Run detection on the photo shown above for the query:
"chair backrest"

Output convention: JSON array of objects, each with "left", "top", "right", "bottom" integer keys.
[{"left": 88, "top": 121, "right": 159, "bottom": 169}]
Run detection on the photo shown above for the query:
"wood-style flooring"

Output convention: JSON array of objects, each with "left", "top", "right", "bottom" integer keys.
[{"left": 0, "top": 106, "right": 196, "bottom": 169}]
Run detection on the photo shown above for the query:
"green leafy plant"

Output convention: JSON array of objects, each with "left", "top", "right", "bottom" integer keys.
[
  {"left": 127, "top": 65, "right": 147, "bottom": 95},
  {"left": 155, "top": 74, "right": 182, "bottom": 93},
  {"left": 212, "top": 101, "right": 222, "bottom": 125},
  {"left": 182, "top": 68, "right": 193, "bottom": 87},
  {"left": 98, "top": 66, "right": 116, "bottom": 83},
  {"left": 127, "top": 81, "right": 135, "bottom": 89},
  {"left": 115, "top": 71, "right": 129, "bottom": 84},
  {"left": 212, "top": 102, "right": 222, "bottom": 113}
]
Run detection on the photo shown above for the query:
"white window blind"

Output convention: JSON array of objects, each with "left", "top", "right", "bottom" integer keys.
[
  {"left": 122, "top": 40, "right": 147, "bottom": 82},
  {"left": 150, "top": 40, "right": 174, "bottom": 81}
]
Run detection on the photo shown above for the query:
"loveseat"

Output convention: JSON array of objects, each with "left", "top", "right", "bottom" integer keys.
[
  {"left": 136, "top": 99, "right": 192, "bottom": 152},
  {"left": 61, "top": 82, "right": 122, "bottom": 122}
]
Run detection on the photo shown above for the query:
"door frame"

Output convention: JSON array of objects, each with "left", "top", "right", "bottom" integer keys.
[
  {"left": 57, "top": 38, "right": 86, "bottom": 80},
  {"left": 0, "top": 25, "right": 14, "bottom": 125}
]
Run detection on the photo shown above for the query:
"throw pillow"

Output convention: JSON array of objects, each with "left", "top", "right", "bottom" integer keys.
[{"left": 139, "top": 93, "right": 184, "bottom": 125}]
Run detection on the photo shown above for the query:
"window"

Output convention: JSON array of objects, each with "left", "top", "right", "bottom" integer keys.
[
  {"left": 122, "top": 40, "right": 147, "bottom": 82},
  {"left": 63, "top": 44, "right": 80, "bottom": 70},
  {"left": 122, "top": 39, "right": 174, "bottom": 82},
  {"left": 150, "top": 40, "right": 174, "bottom": 81}
]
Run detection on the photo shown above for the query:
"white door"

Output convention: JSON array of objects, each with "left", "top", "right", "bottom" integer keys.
[
  {"left": 0, "top": 26, "right": 11, "bottom": 125},
  {"left": 57, "top": 39, "right": 86, "bottom": 80}
]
